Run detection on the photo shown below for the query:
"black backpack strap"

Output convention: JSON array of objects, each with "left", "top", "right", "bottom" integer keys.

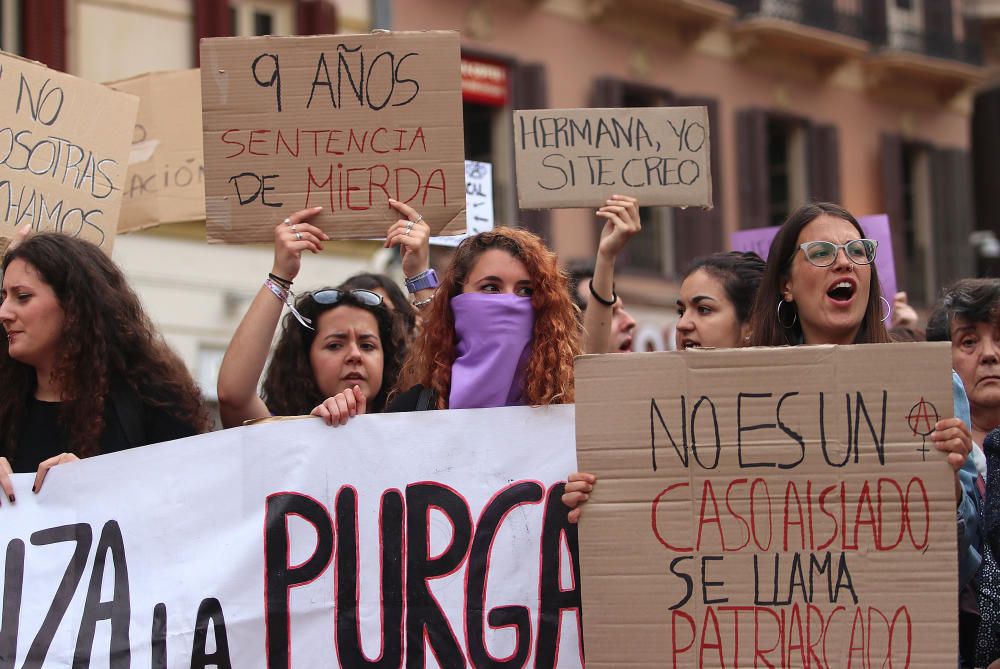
[
  {"left": 109, "top": 383, "right": 146, "bottom": 449},
  {"left": 415, "top": 386, "right": 435, "bottom": 411}
]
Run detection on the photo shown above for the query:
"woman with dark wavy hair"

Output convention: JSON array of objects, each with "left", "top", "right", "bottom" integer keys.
[
  {"left": 0, "top": 233, "right": 210, "bottom": 497},
  {"left": 390, "top": 226, "right": 581, "bottom": 411},
  {"left": 257, "top": 289, "right": 402, "bottom": 419},
  {"left": 217, "top": 203, "right": 421, "bottom": 427}
]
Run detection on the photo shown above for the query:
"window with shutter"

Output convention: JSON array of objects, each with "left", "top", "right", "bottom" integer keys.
[
  {"left": 231, "top": 1, "right": 294, "bottom": 37},
  {"left": 674, "top": 96, "right": 724, "bottom": 267},
  {"left": 973, "top": 87, "right": 1000, "bottom": 241},
  {"left": 194, "top": 0, "right": 231, "bottom": 65},
  {"left": 21, "top": 0, "right": 65, "bottom": 72},
  {"left": 295, "top": 0, "right": 338, "bottom": 35},
  {"left": 589, "top": 78, "right": 679, "bottom": 276},
  {"left": 930, "top": 148, "right": 974, "bottom": 287},
  {"left": 887, "top": 139, "right": 937, "bottom": 305},
  {"left": 736, "top": 109, "right": 770, "bottom": 229},
  {"left": 806, "top": 123, "right": 841, "bottom": 204}
]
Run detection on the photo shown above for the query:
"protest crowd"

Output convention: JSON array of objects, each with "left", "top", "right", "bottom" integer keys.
[{"left": 0, "top": 22, "right": 997, "bottom": 669}]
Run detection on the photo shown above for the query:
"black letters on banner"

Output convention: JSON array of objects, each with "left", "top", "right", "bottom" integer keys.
[
  {"left": 190, "top": 598, "right": 232, "bottom": 669},
  {"left": 150, "top": 603, "right": 167, "bottom": 669},
  {"left": 23, "top": 524, "right": 92, "bottom": 668},
  {"left": 335, "top": 487, "right": 405, "bottom": 667},
  {"left": 535, "top": 483, "right": 583, "bottom": 668},
  {"left": 466, "top": 482, "right": 545, "bottom": 669},
  {"left": 405, "top": 483, "right": 473, "bottom": 669},
  {"left": 0, "top": 540, "right": 25, "bottom": 668},
  {"left": 74, "top": 520, "right": 130, "bottom": 669},
  {"left": 264, "top": 493, "right": 335, "bottom": 669}
]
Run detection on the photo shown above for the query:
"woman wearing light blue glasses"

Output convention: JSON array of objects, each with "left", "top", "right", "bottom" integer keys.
[
  {"left": 747, "top": 202, "right": 976, "bottom": 598},
  {"left": 748, "top": 204, "right": 968, "bottom": 466},
  {"left": 747, "top": 202, "right": 891, "bottom": 348}
]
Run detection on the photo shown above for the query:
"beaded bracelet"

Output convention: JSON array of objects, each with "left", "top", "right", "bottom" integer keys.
[{"left": 264, "top": 278, "right": 314, "bottom": 329}]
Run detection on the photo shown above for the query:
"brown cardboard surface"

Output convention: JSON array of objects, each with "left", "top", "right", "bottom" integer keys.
[
  {"left": 108, "top": 69, "right": 205, "bottom": 233},
  {"left": 575, "top": 343, "right": 957, "bottom": 668},
  {"left": 513, "top": 106, "right": 712, "bottom": 209},
  {"left": 0, "top": 51, "right": 138, "bottom": 254},
  {"left": 200, "top": 31, "right": 466, "bottom": 243}
]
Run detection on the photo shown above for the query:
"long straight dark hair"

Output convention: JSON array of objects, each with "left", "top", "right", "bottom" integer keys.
[{"left": 748, "top": 202, "right": 891, "bottom": 347}]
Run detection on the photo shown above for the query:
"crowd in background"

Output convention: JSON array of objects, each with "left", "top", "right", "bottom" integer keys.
[{"left": 1, "top": 197, "right": 998, "bottom": 665}]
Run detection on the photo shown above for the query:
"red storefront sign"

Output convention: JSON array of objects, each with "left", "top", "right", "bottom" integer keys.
[{"left": 461, "top": 56, "right": 508, "bottom": 107}]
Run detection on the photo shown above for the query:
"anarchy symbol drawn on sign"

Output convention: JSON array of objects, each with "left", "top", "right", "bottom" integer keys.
[{"left": 906, "top": 397, "right": 939, "bottom": 461}]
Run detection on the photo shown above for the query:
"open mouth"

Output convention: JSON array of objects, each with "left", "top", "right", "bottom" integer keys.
[
  {"left": 681, "top": 339, "right": 701, "bottom": 350},
  {"left": 826, "top": 280, "right": 856, "bottom": 303},
  {"left": 619, "top": 337, "right": 633, "bottom": 353}
]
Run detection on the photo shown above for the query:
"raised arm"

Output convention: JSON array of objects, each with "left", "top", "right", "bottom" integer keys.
[
  {"left": 217, "top": 207, "right": 327, "bottom": 427},
  {"left": 583, "top": 195, "right": 641, "bottom": 354}
]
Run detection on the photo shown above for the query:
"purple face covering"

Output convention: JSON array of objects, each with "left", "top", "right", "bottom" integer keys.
[{"left": 449, "top": 292, "right": 535, "bottom": 409}]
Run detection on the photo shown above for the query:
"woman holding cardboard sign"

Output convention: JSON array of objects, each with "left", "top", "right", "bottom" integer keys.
[
  {"left": 0, "top": 233, "right": 210, "bottom": 498},
  {"left": 216, "top": 201, "right": 426, "bottom": 427},
  {"left": 745, "top": 202, "right": 970, "bottom": 475}
]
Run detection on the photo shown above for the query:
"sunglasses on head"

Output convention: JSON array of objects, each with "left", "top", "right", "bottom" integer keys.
[
  {"left": 311, "top": 288, "right": 383, "bottom": 307},
  {"left": 282, "top": 288, "right": 384, "bottom": 330}
]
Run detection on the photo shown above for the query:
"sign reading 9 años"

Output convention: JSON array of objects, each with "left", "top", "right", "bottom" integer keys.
[{"left": 200, "top": 31, "right": 467, "bottom": 243}]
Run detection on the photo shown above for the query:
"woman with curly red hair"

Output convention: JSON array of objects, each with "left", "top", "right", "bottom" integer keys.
[
  {"left": 314, "top": 224, "right": 580, "bottom": 422},
  {"left": 0, "top": 233, "right": 211, "bottom": 497},
  {"left": 389, "top": 226, "right": 581, "bottom": 412}
]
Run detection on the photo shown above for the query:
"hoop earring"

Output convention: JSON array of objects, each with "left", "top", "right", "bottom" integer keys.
[
  {"left": 880, "top": 295, "right": 891, "bottom": 323},
  {"left": 777, "top": 299, "right": 798, "bottom": 329}
]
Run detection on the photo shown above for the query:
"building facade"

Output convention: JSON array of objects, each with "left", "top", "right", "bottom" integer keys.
[{"left": 0, "top": 0, "right": 990, "bottom": 367}]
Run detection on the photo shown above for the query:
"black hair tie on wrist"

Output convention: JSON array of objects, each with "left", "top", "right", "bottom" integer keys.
[
  {"left": 588, "top": 278, "right": 617, "bottom": 306},
  {"left": 268, "top": 272, "right": 293, "bottom": 288}
]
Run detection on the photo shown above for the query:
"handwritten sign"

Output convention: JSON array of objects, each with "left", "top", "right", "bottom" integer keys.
[
  {"left": 731, "top": 214, "right": 899, "bottom": 318},
  {"left": 0, "top": 51, "right": 138, "bottom": 253},
  {"left": 108, "top": 69, "right": 205, "bottom": 233},
  {"left": 431, "top": 160, "right": 494, "bottom": 247},
  {"left": 575, "top": 343, "right": 956, "bottom": 668},
  {"left": 200, "top": 31, "right": 467, "bottom": 243},
  {"left": 513, "top": 106, "right": 712, "bottom": 209},
  {"left": 0, "top": 406, "right": 583, "bottom": 666}
]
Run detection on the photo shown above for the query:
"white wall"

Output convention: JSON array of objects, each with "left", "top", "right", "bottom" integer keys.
[{"left": 73, "top": 0, "right": 193, "bottom": 82}]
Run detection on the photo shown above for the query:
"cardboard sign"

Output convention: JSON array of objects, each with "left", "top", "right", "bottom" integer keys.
[
  {"left": 108, "top": 69, "right": 205, "bottom": 233},
  {"left": 730, "top": 214, "right": 899, "bottom": 319},
  {"left": 0, "top": 406, "right": 583, "bottom": 667},
  {"left": 575, "top": 343, "right": 956, "bottom": 668},
  {"left": 0, "top": 51, "right": 138, "bottom": 253},
  {"left": 200, "top": 31, "right": 467, "bottom": 243},
  {"left": 513, "top": 106, "right": 712, "bottom": 209},
  {"left": 430, "top": 159, "right": 493, "bottom": 247}
]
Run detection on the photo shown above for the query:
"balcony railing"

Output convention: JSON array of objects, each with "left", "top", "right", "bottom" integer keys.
[
  {"left": 731, "top": 0, "right": 868, "bottom": 41},
  {"left": 878, "top": 28, "right": 984, "bottom": 65}
]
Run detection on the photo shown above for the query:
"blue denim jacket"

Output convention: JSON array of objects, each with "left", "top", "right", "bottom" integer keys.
[{"left": 954, "top": 370, "right": 983, "bottom": 590}]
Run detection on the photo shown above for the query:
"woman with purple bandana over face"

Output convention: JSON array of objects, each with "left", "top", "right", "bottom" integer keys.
[{"left": 387, "top": 227, "right": 581, "bottom": 412}]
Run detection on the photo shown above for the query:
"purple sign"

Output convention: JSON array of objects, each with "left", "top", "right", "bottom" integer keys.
[{"left": 730, "top": 214, "right": 898, "bottom": 319}]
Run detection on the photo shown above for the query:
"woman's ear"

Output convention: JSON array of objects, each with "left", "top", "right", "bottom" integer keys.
[
  {"left": 780, "top": 273, "right": 793, "bottom": 303},
  {"left": 740, "top": 322, "right": 752, "bottom": 345}
]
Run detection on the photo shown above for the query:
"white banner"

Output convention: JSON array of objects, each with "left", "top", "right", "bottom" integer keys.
[{"left": 0, "top": 406, "right": 582, "bottom": 667}]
